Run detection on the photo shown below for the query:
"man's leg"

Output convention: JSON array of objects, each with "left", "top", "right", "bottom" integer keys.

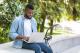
[
  {"left": 37, "top": 43, "right": 53, "bottom": 53},
  {"left": 22, "top": 41, "right": 41, "bottom": 53}
]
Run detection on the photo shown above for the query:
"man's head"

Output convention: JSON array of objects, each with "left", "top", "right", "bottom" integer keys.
[{"left": 24, "top": 4, "right": 34, "bottom": 19}]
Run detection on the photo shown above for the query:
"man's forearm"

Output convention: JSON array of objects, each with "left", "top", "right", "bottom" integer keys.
[
  {"left": 16, "top": 35, "right": 30, "bottom": 41},
  {"left": 16, "top": 35, "right": 23, "bottom": 40}
]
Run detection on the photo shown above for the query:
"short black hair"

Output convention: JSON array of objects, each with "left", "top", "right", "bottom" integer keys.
[{"left": 25, "top": 3, "right": 34, "bottom": 10}]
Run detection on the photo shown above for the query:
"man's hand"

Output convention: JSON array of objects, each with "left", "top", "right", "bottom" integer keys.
[
  {"left": 22, "top": 36, "right": 30, "bottom": 41},
  {"left": 16, "top": 35, "right": 30, "bottom": 41}
]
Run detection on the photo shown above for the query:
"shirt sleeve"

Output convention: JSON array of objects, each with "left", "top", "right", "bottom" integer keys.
[
  {"left": 32, "top": 18, "right": 37, "bottom": 32},
  {"left": 9, "top": 18, "right": 19, "bottom": 40}
]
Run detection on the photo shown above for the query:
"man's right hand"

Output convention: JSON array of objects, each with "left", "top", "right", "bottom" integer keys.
[{"left": 16, "top": 35, "right": 29, "bottom": 41}]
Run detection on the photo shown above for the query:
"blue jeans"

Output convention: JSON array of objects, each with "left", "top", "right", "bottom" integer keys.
[{"left": 22, "top": 41, "right": 53, "bottom": 53}]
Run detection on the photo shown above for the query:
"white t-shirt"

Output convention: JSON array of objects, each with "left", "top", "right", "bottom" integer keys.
[{"left": 24, "top": 19, "right": 32, "bottom": 37}]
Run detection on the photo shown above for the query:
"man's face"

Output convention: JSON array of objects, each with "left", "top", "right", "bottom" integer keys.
[{"left": 24, "top": 8, "right": 33, "bottom": 19}]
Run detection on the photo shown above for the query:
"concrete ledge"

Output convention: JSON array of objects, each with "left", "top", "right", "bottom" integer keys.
[
  {"left": 0, "top": 42, "right": 35, "bottom": 53},
  {"left": 0, "top": 34, "right": 80, "bottom": 53},
  {"left": 50, "top": 34, "right": 80, "bottom": 53},
  {"left": 62, "top": 45, "right": 80, "bottom": 53}
]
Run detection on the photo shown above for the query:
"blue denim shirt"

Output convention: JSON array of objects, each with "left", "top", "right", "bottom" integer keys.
[{"left": 9, "top": 15, "right": 37, "bottom": 48}]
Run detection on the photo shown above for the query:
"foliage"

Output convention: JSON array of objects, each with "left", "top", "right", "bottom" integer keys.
[{"left": 0, "top": 0, "right": 80, "bottom": 43}]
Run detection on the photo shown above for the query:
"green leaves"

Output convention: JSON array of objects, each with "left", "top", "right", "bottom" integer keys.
[{"left": 0, "top": 0, "right": 80, "bottom": 43}]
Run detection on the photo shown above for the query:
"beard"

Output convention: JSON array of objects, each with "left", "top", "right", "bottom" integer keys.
[{"left": 24, "top": 14, "right": 32, "bottom": 19}]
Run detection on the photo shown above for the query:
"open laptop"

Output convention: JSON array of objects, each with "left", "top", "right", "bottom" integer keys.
[
  {"left": 23, "top": 32, "right": 45, "bottom": 43},
  {"left": 28, "top": 32, "right": 45, "bottom": 43}
]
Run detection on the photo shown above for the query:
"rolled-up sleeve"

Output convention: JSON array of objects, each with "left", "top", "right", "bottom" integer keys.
[{"left": 9, "top": 18, "right": 19, "bottom": 40}]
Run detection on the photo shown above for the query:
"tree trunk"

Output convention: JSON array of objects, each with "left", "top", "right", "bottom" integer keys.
[
  {"left": 50, "top": 19, "right": 53, "bottom": 35},
  {"left": 40, "top": 1, "right": 46, "bottom": 32},
  {"left": 40, "top": 14, "right": 46, "bottom": 32}
]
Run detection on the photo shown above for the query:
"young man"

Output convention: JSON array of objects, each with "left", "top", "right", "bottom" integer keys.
[{"left": 9, "top": 4, "right": 53, "bottom": 53}]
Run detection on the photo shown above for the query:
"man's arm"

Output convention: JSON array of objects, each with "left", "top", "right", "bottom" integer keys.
[
  {"left": 9, "top": 18, "right": 29, "bottom": 41},
  {"left": 9, "top": 18, "right": 19, "bottom": 40},
  {"left": 32, "top": 18, "right": 37, "bottom": 32},
  {"left": 16, "top": 35, "right": 29, "bottom": 41}
]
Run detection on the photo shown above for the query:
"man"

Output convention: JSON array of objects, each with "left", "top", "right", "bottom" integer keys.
[{"left": 9, "top": 4, "right": 53, "bottom": 53}]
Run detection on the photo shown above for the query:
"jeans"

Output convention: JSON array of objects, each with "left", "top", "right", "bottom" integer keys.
[{"left": 22, "top": 41, "right": 53, "bottom": 53}]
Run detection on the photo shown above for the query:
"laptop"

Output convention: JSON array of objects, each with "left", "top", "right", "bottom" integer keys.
[{"left": 27, "top": 32, "right": 45, "bottom": 43}]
